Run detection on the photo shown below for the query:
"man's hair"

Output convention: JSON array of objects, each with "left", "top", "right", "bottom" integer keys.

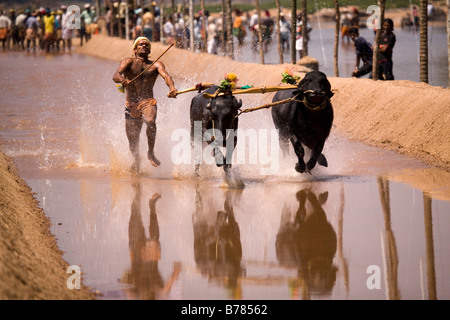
[
  {"left": 384, "top": 18, "right": 394, "bottom": 30},
  {"left": 348, "top": 27, "right": 359, "bottom": 35}
]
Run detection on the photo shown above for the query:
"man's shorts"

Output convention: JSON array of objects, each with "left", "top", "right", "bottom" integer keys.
[{"left": 125, "top": 98, "right": 157, "bottom": 123}]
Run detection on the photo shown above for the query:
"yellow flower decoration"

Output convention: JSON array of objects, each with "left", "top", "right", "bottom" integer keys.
[
  {"left": 226, "top": 73, "right": 238, "bottom": 82},
  {"left": 218, "top": 73, "right": 239, "bottom": 92}
]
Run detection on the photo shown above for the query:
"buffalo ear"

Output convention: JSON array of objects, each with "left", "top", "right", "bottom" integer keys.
[
  {"left": 327, "top": 90, "right": 334, "bottom": 99},
  {"left": 237, "top": 99, "right": 242, "bottom": 109}
]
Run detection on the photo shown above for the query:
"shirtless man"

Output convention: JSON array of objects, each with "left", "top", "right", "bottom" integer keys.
[{"left": 113, "top": 37, "right": 178, "bottom": 172}]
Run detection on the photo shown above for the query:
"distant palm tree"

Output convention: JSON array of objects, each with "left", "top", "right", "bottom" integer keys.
[
  {"left": 291, "top": 0, "right": 296, "bottom": 63},
  {"left": 372, "top": 0, "right": 386, "bottom": 80},
  {"left": 301, "top": 0, "right": 308, "bottom": 57},
  {"left": 333, "top": 0, "right": 340, "bottom": 77},
  {"left": 201, "top": 0, "right": 207, "bottom": 52},
  {"left": 448, "top": 0, "right": 450, "bottom": 85},
  {"left": 226, "top": 0, "right": 234, "bottom": 59},
  {"left": 276, "top": 0, "right": 283, "bottom": 64},
  {"left": 221, "top": 0, "right": 226, "bottom": 54},
  {"left": 420, "top": 0, "right": 429, "bottom": 83},
  {"left": 255, "top": 0, "right": 264, "bottom": 64}
]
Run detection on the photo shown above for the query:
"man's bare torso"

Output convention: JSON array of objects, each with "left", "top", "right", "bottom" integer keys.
[{"left": 123, "top": 58, "right": 159, "bottom": 104}]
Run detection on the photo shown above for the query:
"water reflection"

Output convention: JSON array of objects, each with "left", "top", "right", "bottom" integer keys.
[
  {"left": 276, "top": 188, "right": 337, "bottom": 299},
  {"left": 121, "top": 183, "right": 181, "bottom": 300},
  {"left": 192, "top": 185, "right": 245, "bottom": 299},
  {"left": 378, "top": 177, "right": 400, "bottom": 300}
]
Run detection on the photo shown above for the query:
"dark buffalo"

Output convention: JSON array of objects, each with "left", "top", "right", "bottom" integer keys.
[
  {"left": 192, "top": 187, "right": 244, "bottom": 296},
  {"left": 190, "top": 86, "right": 242, "bottom": 176},
  {"left": 275, "top": 188, "right": 337, "bottom": 297},
  {"left": 271, "top": 71, "right": 334, "bottom": 173}
]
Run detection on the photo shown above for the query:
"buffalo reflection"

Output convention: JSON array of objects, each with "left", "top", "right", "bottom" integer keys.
[
  {"left": 276, "top": 188, "right": 337, "bottom": 299},
  {"left": 121, "top": 183, "right": 181, "bottom": 300},
  {"left": 192, "top": 186, "right": 245, "bottom": 299}
]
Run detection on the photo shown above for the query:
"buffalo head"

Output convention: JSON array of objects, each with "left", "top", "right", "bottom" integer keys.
[{"left": 293, "top": 71, "right": 334, "bottom": 111}]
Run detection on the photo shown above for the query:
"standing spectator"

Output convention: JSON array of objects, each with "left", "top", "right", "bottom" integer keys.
[
  {"left": 350, "top": 7, "right": 360, "bottom": 28},
  {"left": 25, "top": 9, "right": 39, "bottom": 52},
  {"left": 43, "top": 9, "right": 55, "bottom": 52},
  {"left": 163, "top": 15, "right": 175, "bottom": 45},
  {"left": 233, "top": 9, "right": 246, "bottom": 46},
  {"left": 54, "top": 10, "right": 63, "bottom": 51},
  {"left": 0, "top": 10, "right": 11, "bottom": 50},
  {"left": 80, "top": 4, "right": 96, "bottom": 42},
  {"left": 412, "top": 6, "right": 419, "bottom": 25},
  {"left": 261, "top": 10, "right": 274, "bottom": 47},
  {"left": 142, "top": 8, "right": 153, "bottom": 40},
  {"left": 15, "top": 9, "right": 27, "bottom": 50},
  {"left": 377, "top": 18, "right": 396, "bottom": 80},
  {"left": 61, "top": 5, "right": 74, "bottom": 51},
  {"left": 8, "top": 9, "right": 17, "bottom": 50},
  {"left": 348, "top": 27, "right": 373, "bottom": 78},
  {"left": 206, "top": 16, "right": 218, "bottom": 54},
  {"left": 279, "top": 12, "right": 290, "bottom": 51}
]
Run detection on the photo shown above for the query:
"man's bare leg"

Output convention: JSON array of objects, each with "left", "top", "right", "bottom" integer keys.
[
  {"left": 126, "top": 119, "right": 143, "bottom": 172},
  {"left": 146, "top": 122, "right": 160, "bottom": 167}
]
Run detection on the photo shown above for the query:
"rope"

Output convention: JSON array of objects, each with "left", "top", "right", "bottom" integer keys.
[
  {"left": 235, "top": 92, "right": 329, "bottom": 117},
  {"left": 236, "top": 96, "right": 297, "bottom": 117}
]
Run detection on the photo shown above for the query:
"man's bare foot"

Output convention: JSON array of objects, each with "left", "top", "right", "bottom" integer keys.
[{"left": 148, "top": 152, "right": 161, "bottom": 167}]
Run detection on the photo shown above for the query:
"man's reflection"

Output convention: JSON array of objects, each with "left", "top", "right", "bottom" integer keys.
[
  {"left": 276, "top": 188, "right": 337, "bottom": 299},
  {"left": 192, "top": 186, "right": 245, "bottom": 299},
  {"left": 122, "top": 183, "right": 181, "bottom": 300}
]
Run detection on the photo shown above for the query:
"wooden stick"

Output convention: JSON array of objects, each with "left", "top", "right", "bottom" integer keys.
[
  {"left": 172, "top": 82, "right": 215, "bottom": 96},
  {"left": 202, "top": 85, "right": 297, "bottom": 99}
]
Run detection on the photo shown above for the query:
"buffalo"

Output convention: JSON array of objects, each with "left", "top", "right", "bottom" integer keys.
[
  {"left": 192, "top": 187, "right": 244, "bottom": 297},
  {"left": 271, "top": 71, "right": 334, "bottom": 173},
  {"left": 275, "top": 188, "right": 337, "bottom": 297},
  {"left": 190, "top": 86, "right": 242, "bottom": 176}
]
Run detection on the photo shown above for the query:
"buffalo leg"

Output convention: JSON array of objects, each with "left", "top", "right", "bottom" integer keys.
[
  {"left": 306, "top": 143, "right": 325, "bottom": 172},
  {"left": 318, "top": 153, "right": 328, "bottom": 167},
  {"left": 291, "top": 138, "right": 306, "bottom": 173}
]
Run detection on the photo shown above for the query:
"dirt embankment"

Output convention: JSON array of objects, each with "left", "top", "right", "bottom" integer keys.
[{"left": 0, "top": 151, "right": 96, "bottom": 299}]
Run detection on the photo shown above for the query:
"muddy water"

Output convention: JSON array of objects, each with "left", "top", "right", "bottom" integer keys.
[{"left": 1, "top": 52, "right": 449, "bottom": 300}]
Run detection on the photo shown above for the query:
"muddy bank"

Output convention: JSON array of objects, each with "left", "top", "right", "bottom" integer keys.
[
  {"left": 0, "top": 151, "right": 96, "bottom": 299},
  {"left": 76, "top": 35, "right": 450, "bottom": 171}
]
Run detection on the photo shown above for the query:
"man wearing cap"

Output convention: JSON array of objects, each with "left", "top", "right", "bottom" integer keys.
[
  {"left": 80, "top": 4, "right": 95, "bottom": 42},
  {"left": 112, "top": 37, "right": 178, "bottom": 172}
]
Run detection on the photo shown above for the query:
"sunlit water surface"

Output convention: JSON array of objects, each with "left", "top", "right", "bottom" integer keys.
[{"left": 0, "top": 49, "right": 449, "bottom": 300}]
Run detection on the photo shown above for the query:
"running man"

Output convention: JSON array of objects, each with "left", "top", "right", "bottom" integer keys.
[{"left": 113, "top": 37, "right": 178, "bottom": 172}]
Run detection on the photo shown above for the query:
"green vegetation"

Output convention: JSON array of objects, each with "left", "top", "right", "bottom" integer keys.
[{"left": 177, "top": 0, "right": 421, "bottom": 15}]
